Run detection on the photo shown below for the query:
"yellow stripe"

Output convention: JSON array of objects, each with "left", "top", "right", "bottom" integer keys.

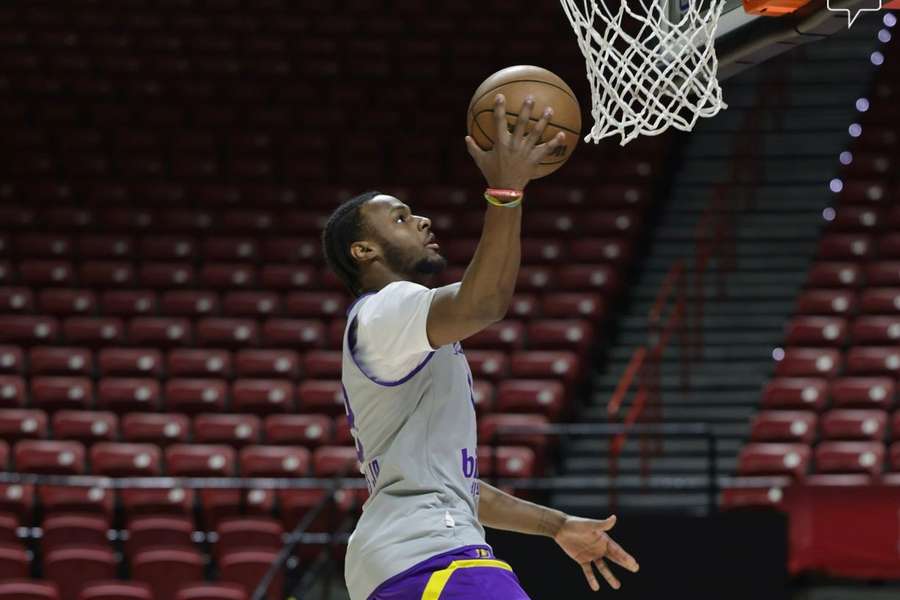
[{"left": 420, "top": 558, "right": 513, "bottom": 600}]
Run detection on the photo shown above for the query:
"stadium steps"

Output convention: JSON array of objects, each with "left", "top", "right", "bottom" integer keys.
[{"left": 553, "top": 22, "right": 883, "bottom": 516}]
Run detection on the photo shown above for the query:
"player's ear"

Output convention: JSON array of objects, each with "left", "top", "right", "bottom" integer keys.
[{"left": 350, "top": 240, "right": 379, "bottom": 265}]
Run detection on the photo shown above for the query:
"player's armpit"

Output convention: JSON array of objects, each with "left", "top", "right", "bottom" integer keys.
[{"left": 425, "top": 282, "right": 506, "bottom": 348}]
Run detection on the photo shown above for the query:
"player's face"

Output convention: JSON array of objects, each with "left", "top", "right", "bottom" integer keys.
[{"left": 362, "top": 195, "right": 447, "bottom": 278}]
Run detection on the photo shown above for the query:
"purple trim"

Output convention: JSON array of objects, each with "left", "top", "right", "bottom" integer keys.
[
  {"left": 346, "top": 291, "right": 376, "bottom": 316},
  {"left": 347, "top": 316, "right": 435, "bottom": 387},
  {"left": 367, "top": 545, "right": 495, "bottom": 599}
]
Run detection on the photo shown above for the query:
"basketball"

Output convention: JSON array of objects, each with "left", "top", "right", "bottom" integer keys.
[{"left": 467, "top": 65, "right": 582, "bottom": 178}]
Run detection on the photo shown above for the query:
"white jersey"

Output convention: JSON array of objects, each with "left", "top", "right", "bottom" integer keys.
[{"left": 341, "top": 281, "right": 486, "bottom": 600}]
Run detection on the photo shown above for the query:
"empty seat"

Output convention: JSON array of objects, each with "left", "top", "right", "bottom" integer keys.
[
  {"left": 820, "top": 409, "right": 887, "bottom": 441},
  {"left": 750, "top": 411, "right": 817, "bottom": 443},
  {"left": 44, "top": 546, "right": 116, "bottom": 600},
  {"left": 312, "top": 446, "right": 360, "bottom": 477},
  {"left": 0, "top": 580, "right": 61, "bottom": 600},
  {"left": 478, "top": 414, "right": 550, "bottom": 450},
  {"left": 174, "top": 583, "right": 248, "bottom": 600},
  {"left": 0, "top": 347, "right": 24, "bottom": 375},
  {"left": 125, "top": 515, "right": 194, "bottom": 558},
  {"left": 477, "top": 446, "right": 536, "bottom": 477},
  {"left": 128, "top": 318, "right": 192, "bottom": 347},
  {"left": 302, "top": 351, "right": 342, "bottom": 378},
  {"left": 465, "top": 321, "right": 525, "bottom": 351},
  {"left": 831, "top": 377, "right": 895, "bottom": 409},
  {"left": 98, "top": 349, "right": 162, "bottom": 377},
  {"left": 774, "top": 349, "right": 841, "bottom": 378},
  {"left": 132, "top": 548, "right": 204, "bottom": 600},
  {"left": 41, "top": 514, "right": 108, "bottom": 555},
  {"left": 121, "top": 413, "right": 190, "bottom": 446},
  {"left": 464, "top": 350, "right": 508, "bottom": 380},
  {"left": 52, "top": 411, "right": 117, "bottom": 444},
  {"left": 0, "top": 409, "right": 47, "bottom": 442},
  {"left": 784, "top": 317, "right": 847, "bottom": 346},
  {"left": 0, "top": 376, "right": 27, "bottom": 408},
  {"left": 795, "top": 290, "right": 857, "bottom": 316},
  {"left": 720, "top": 477, "right": 791, "bottom": 510},
  {"left": 19, "top": 261, "right": 74, "bottom": 287},
  {"left": 159, "top": 291, "right": 219, "bottom": 317},
  {"left": 99, "top": 291, "right": 157, "bottom": 317},
  {"left": 139, "top": 263, "right": 195, "bottom": 288},
  {"left": 96, "top": 379, "right": 161, "bottom": 413},
  {"left": 297, "top": 380, "right": 344, "bottom": 415},
  {"left": 860, "top": 288, "right": 900, "bottom": 314},
  {"left": 31, "top": 376, "right": 94, "bottom": 412},
  {"left": 866, "top": 262, "right": 900, "bottom": 287},
  {"left": 222, "top": 291, "right": 281, "bottom": 318},
  {"left": 78, "top": 235, "right": 134, "bottom": 260},
  {"left": 79, "top": 262, "right": 135, "bottom": 288},
  {"left": 14, "top": 440, "right": 85, "bottom": 474},
  {"left": 851, "top": 316, "right": 900, "bottom": 345},
  {"left": 168, "top": 349, "right": 232, "bottom": 378},
  {"left": 164, "top": 379, "right": 227, "bottom": 414},
  {"left": 817, "top": 234, "right": 874, "bottom": 260},
  {"left": 0, "top": 483, "right": 34, "bottom": 523},
  {"left": 283, "top": 292, "right": 347, "bottom": 318},
  {"left": 557, "top": 265, "right": 619, "bottom": 293},
  {"left": 240, "top": 445, "right": 310, "bottom": 476},
  {"left": 91, "top": 443, "right": 161, "bottom": 476},
  {"left": 219, "top": 549, "right": 282, "bottom": 600},
  {"left": 541, "top": 292, "right": 606, "bottom": 319},
  {"left": 232, "top": 379, "right": 294, "bottom": 414},
  {"left": 234, "top": 350, "right": 300, "bottom": 378},
  {"left": 495, "top": 380, "right": 566, "bottom": 419},
  {"left": 0, "top": 316, "right": 59, "bottom": 345},
  {"left": 34, "top": 291, "right": 97, "bottom": 319},
  {"left": 263, "top": 414, "right": 333, "bottom": 447},
  {"left": 806, "top": 263, "right": 863, "bottom": 288},
  {"left": 845, "top": 347, "right": 900, "bottom": 376},
  {"left": 38, "top": 485, "right": 113, "bottom": 519},
  {"left": 200, "top": 263, "right": 258, "bottom": 289},
  {"left": 0, "top": 544, "right": 28, "bottom": 581},
  {"left": 509, "top": 351, "right": 580, "bottom": 383},
  {"left": 120, "top": 488, "right": 195, "bottom": 519},
  {"left": 77, "top": 581, "right": 153, "bottom": 600},
  {"left": 259, "top": 265, "right": 317, "bottom": 289},
  {"left": 737, "top": 443, "right": 811, "bottom": 479},
  {"left": 195, "top": 319, "right": 259, "bottom": 347},
  {"left": 194, "top": 414, "right": 261, "bottom": 447},
  {"left": 30, "top": 347, "right": 93, "bottom": 376},
  {"left": 762, "top": 377, "right": 828, "bottom": 410},
  {"left": 815, "top": 441, "right": 884, "bottom": 476},
  {"left": 214, "top": 517, "right": 283, "bottom": 562},
  {"left": 166, "top": 444, "right": 236, "bottom": 476}
]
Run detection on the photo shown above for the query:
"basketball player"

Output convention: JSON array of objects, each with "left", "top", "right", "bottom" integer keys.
[{"left": 322, "top": 94, "right": 639, "bottom": 600}]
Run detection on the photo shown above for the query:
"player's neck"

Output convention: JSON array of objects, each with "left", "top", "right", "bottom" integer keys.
[{"left": 359, "top": 267, "right": 428, "bottom": 295}]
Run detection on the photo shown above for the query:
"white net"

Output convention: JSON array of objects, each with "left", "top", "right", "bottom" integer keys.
[{"left": 559, "top": 0, "right": 728, "bottom": 145}]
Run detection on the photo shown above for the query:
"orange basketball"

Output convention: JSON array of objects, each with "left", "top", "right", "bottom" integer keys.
[{"left": 467, "top": 65, "right": 582, "bottom": 178}]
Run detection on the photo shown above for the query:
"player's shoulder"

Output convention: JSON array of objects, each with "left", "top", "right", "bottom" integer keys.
[{"left": 357, "top": 281, "right": 433, "bottom": 319}]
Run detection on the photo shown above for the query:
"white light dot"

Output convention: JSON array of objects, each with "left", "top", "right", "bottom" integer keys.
[
  {"left": 772, "top": 347, "right": 785, "bottom": 361},
  {"left": 878, "top": 29, "right": 891, "bottom": 43},
  {"left": 870, "top": 51, "right": 884, "bottom": 66},
  {"left": 822, "top": 207, "right": 836, "bottom": 221},
  {"left": 839, "top": 151, "right": 853, "bottom": 165},
  {"left": 885, "top": 12, "right": 897, "bottom": 27},
  {"left": 829, "top": 179, "right": 843, "bottom": 193},
  {"left": 849, "top": 123, "right": 862, "bottom": 138},
  {"left": 855, "top": 98, "right": 870, "bottom": 112}
]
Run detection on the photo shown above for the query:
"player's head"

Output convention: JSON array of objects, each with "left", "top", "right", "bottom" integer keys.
[{"left": 322, "top": 191, "right": 446, "bottom": 296}]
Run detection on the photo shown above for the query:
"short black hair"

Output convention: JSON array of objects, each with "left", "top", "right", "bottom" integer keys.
[{"left": 321, "top": 190, "right": 381, "bottom": 297}]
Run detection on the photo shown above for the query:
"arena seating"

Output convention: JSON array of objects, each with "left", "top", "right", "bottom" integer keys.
[{"left": 0, "top": 0, "right": 673, "bottom": 597}]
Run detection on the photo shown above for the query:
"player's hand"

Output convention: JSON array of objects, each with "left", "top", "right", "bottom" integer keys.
[
  {"left": 465, "top": 93, "right": 566, "bottom": 192},
  {"left": 554, "top": 514, "right": 639, "bottom": 591}
]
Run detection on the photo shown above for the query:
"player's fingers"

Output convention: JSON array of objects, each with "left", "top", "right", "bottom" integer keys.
[
  {"left": 493, "top": 94, "right": 511, "bottom": 143},
  {"left": 512, "top": 95, "right": 535, "bottom": 143},
  {"left": 524, "top": 106, "right": 553, "bottom": 150},
  {"left": 465, "top": 135, "right": 486, "bottom": 160},
  {"left": 580, "top": 562, "right": 600, "bottom": 592},
  {"left": 605, "top": 538, "right": 640, "bottom": 573},
  {"left": 594, "top": 558, "right": 621, "bottom": 590},
  {"left": 532, "top": 131, "right": 566, "bottom": 161},
  {"left": 597, "top": 514, "right": 617, "bottom": 532}
]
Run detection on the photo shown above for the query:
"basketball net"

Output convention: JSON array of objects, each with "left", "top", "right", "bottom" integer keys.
[{"left": 559, "top": 0, "right": 728, "bottom": 145}]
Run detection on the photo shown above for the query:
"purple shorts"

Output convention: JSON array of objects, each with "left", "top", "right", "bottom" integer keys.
[{"left": 368, "top": 545, "right": 530, "bottom": 600}]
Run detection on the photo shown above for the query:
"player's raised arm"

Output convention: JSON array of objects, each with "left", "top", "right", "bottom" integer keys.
[{"left": 425, "top": 94, "right": 566, "bottom": 348}]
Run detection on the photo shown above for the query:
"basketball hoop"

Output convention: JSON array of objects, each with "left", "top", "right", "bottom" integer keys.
[{"left": 559, "top": 0, "right": 729, "bottom": 145}]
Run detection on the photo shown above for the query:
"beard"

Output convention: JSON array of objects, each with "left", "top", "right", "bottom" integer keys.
[{"left": 381, "top": 237, "right": 447, "bottom": 278}]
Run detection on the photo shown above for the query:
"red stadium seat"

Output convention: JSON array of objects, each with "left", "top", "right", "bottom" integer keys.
[
  {"left": 128, "top": 317, "right": 192, "bottom": 347},
  {"left": 303, "top": 352, "right": 342, "bottom": 378},
  {"left": 203, "top": 237, "right": 259, "bottom": 261},
  {"left": 138, "top": 263, "right": 195, "bottom": 288},
  {"left": 44, "top": 546, "right": 116, "bottom": 600},
  {"left": 222, "top": 291, "right": 281, "bottom": 318},
  {"left": 63, "top": 318, "right": 125, "bottom": 346},
  {"left": 815, "top": 441, "right": 884, "bottom": 476},
  {"left": 164, "top": 379, "right": 227, "bottom": 414},
  {"left": 122, "top": 413, "right": 190, "bottom": 446},
  {"left": 831, "top": 377, "right": 895, "bottom": 409},
  {"left": 96, "top": 378, "right": 161, "bottom": 413},
  {"left": 214, "top": 517, "right": 283, "bottom": 562},
  {"left": 194, "top": 414, "right": 261, "bottom": 447},
  {"left": 878, "top": 234, "right": 900, "bottom": 259},
  {"left": 557, "top": 265, "right": 619, "bottom": 293},
  {"left": 159, "top": 291, "right": 219, "bottom": 317},
  {"left": 784, "top": 317, "right": 847, "bottom": 346},
  {"left": 240, "top": 445, "right": 311, "bottom": 476},
  {"left": 851, "top": 316, "right": 900, "bottom": 345},
  {"left": 120, "top": 488, "right": 195, "bottom": 519},
  {"left": 200, "top": 263, "right": 258, "bottom": 289},
  {"left": 0, "top": 409, "right": 47, "bottom": 442},
  {"left": 737, "top": 443, "right": 811, "bottom": 479},
  {"left": 465, "top": 321, "right": 525, "bottom": 351},
  {"left": 845, "top": 347, "right": 900, "bottom": 376},
  {"left": 77, "top": 581, "right": 153, "bottom": 600},
  {"left": 262, "top": 238, "right": 321, "bottom": 263},
  {"left": 99, "top": 291, "right": 157, "bottom": 317},
  {"left": 795, "top": 290, "right": 856, "bottom": 316},
  {"left": 264, "top": 414, "right": 334, "bottom": 447},
  {"left": 866, "top": 262, "right": 900, "bottom": 287},
  {"left": 261, "top": 319, "right": 326, "bottom": 349},
  {"left": 479, "top": 414, "right": 551, "bottom": 450},
  {"left": 125, "top": 515, "right": 193, "bottom": 557},
  {"left": 0, "top": 316, "right": 59, "bottom": 345},
  {"left": 168, "top": 349, "right": 232, "bottom": 378},
  {"left": 166, "top": 444, "right": 236, "bottom": 476},
  {"left": 219, "top": 549, "right": 282, "bottom": 600},
  {"left": 174, "top": 583, "right": 248, "bottom": 600},
  {"left": 98, "top": 349, "right": 162, "bottom": 377},
  {"left": 721, "top": 477, "right": 791, "bottom": 509},
  {"left": 463, "top": 350, "right": 509, "bottom": 379},
  {"left": 514, "top": 266, "right": 556, "bottom": 292},
  {"left": 297, "top": 380, "right": 345, "bottom": 415},
  {"left": 132, "top": 548, "right": 204, "bottom": 600},
  {"left": 38, "top": 485, "right": 113, "bottom": 519},
  {"left": 860, "top": 288, "right": 900, "bottom": 314},
  {"left": 78, "top": 235, "right": 134, "bottom": 260},
  {"left": 52, "top": 411, "right": 117, "bottom": 444},
  {"left": 820, "top": 409, "right": 888, "bottom": 441},
  {"left": 234, "top": 350, "right": 300, "bottom": 378},
  {"left": 79, "top": 262, "right": 135, "bottom": 288},
  {"left": 284, "top": 292, "right": 348, "bottom": 318},
  {"left": 541, "top": 293, "right": 606, "bottom": 319},
  {"left": 14, "top": 440, "right": 85, "bottom": 474},
  {"left": 19, "top": 261, "right": 74, "bottom": 287},
  {"left": 0, "top": 287, "right": 34, "bottom": 313},
  {"left": 828, "top": 206, "right": 883, "bottom": 232},
  {"left": 0, "top": 483, "right": 34, "bottom": 523},
  {"left": 91, "top": 443, "right": 161, "bottom": 476},
  {"left": 232, "top": 379, "right": 295, "bottom": 414},
  {"left": 0, "top": 347, "right": 25, "bottom": 375},
  {"left": 0, "top": 580, "right": 61, "bottom": 600},
  {"left": 259, "top": 265, "right": 317, "bottom": 289},
  {"left": 0, "top": 544, "right": 28, "bottom": 581},
  {"left": 195, "top": 319, "right": 260, "bottom": 347},
  {"left": 806, "top": 263, "right": 863, "bottom": 288},
  {"left": 30, "top": 347, "right": 93, "bottom": 376},
  {"left": 478, "top": 446, "right": 536, "bottom": 477},
  {"left": 0, "top": 376, "right": 27, "bottom": 408},
  {"left": 817, "top": 234, "right": 874, "bottom": 260},
  {"left": 41, "top": 514, "right": 109, "bottom": 555},
  {"left": 313, "top": 446, "right": 360, "bottom": 477},
  {"left": 749, "top": 411, "right": 817, "bottom": 443},
  {"left": 496, "top": 380, "right": 566, "bottom": 419},
  {"left": 526, "top": 320, "right": 594, "bottom": 353},
  {"left": 774, "top": 349, "right": 841, "bottom": 378}
]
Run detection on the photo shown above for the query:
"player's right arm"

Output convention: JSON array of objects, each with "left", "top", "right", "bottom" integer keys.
[{"left": 425, "top": 94, "right": 566, "bottom": 349}]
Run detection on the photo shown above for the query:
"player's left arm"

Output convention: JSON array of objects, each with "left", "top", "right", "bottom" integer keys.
[{"left": 477, "top": 481, "right": 639, "bottom": 591}]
